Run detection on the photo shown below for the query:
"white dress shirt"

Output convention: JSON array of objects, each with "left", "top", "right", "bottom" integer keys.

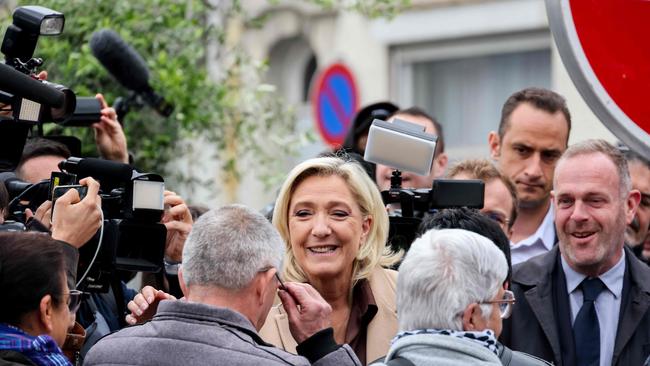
[{"left": 510, "top": 204, "right": 556, "bottom": 265}]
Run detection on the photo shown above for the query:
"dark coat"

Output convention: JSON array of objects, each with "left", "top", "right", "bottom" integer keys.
[
  {"left": 0, "top": 351, "right": 36, "bottom": 366},
  {"left": 500, "top": 245, "right": 650, "bottom": 366}
]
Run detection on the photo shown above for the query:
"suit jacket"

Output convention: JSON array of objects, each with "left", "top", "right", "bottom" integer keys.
[
  {"left": 259, "top": 267, "right": 398, "bottom": 364},
  {"left": 500, "top": 245, "right": 650, "bottom": 366}
]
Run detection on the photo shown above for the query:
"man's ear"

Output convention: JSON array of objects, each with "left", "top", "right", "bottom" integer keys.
[
  {"left": 178, "top": 266, "right": 189, "bottom": 298},
  {"left": 461, "top": 303, "right": 486, "bottom": 332},
  {"left": 488, "top": 132, "right": 501, "bottom": 160},
  {"left": 39, "top": 295, "right": 55, "bottom": 333},
  {"left": 433, "top": 152, "right": 448, "bottom": 178},
  {"left": 254, "top": 269, "right": 277, "bottom": 306},
  {"left": 625, "top": 189, "right": 642, "bottom": 226}
]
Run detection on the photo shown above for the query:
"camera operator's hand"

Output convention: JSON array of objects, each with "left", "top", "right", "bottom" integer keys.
[
  {"left": 36, "top": 70, "right": 47, "bottom": 81},
  {"left": 93, "top": 93, "right": 129, "bottom": 164},
  {"left": 25, "top": 200, "right": 53, "bottom": 230},
  {"left": 125, "top": 285, "right": 176, "bottom": 325},
  {"left": 51, "top": 177, "right": 102, "bottom": 248},
  {"left": 162, "top": 191, "right": 193, "bottom": 263},
  {"left": 279, "top": 282, "right": 333, "bottom": 344}
]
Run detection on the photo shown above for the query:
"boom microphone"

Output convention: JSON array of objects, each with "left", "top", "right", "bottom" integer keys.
[
  {"left": 89, "top": 29, "right": 149, "bottom": 93},
  {"left": 89, "top": 29, "right": 173, "bottom": 116},
  {"left": 0, "top": 63, "right": 65, "bottom": 107},
  {"left": 59, "top": 157, "right": 134, "bottom": 184}
]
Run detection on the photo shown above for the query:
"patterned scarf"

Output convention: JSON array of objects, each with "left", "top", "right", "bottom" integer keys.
[
  {"left": 0, "top": 323, "right": 71, "bottom": 366},
  {"left": 392, "top": 328, "right": 499, "bottom": 356}
]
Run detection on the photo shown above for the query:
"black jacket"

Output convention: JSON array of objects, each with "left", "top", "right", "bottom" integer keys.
[
  {"left": 0, "top": 350, "right": 36, "bottom": 366},
  {"left": 500, "top": 246, "right": 650, "bottom": 366}
]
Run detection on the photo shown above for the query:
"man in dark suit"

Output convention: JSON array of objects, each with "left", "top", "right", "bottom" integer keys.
[{"left": 500, "top": 139, "right": 650, "bottom": 366}]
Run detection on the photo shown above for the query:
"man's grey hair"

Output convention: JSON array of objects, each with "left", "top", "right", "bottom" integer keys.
[
  {"left": 556, "top": 139, "right": 631, "bottom": 198},
  {"left": 182, "top": 204, "right": 285, "bottom": 290},
  {"left": 397, "top": 228, "right": 507, "bottom": 331}
]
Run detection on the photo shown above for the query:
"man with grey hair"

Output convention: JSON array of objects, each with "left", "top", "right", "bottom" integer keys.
[
  {"left": 501, "top": 139, "right": 650, "bottom": 366},
  {"left": 85, "top": 204, "right": 361, "bottom": 366},
  {"left": 375, "top": 228, "right": 511, "bottom": 366}
]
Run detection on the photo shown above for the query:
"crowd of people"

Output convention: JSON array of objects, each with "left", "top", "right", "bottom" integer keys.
[{"left": 2, "top": 85, "right": 650, "bottom": 366}]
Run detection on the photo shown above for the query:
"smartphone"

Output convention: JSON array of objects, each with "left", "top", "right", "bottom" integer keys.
[{"left": 51, "top": 185, "right": 88, "bottom": 221}]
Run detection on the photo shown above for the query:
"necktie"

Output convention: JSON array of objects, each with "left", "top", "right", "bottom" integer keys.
[{"left": 573, "top": 277, "right": 606, "bottom": 366}]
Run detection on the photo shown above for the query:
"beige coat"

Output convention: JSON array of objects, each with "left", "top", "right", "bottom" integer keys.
[{"left": 259, "top": 267, "right": 398, "bottom": 364}]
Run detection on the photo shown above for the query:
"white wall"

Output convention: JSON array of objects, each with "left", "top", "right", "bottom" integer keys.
[{"left": 180, "top": 0, "right": 619, "bottom": 209}]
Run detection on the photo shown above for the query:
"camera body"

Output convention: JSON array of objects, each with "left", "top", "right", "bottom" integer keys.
[
  {"left": 364, "top": 118, "right": 485, "bottom": 251},
  {"left": 56, "top": 157, "right": 167, "bottom": 292}
]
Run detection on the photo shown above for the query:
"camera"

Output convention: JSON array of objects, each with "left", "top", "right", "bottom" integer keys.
[
  {"left": 1, "top": 5, "right": 76, "bottom": 123},
  {"left": 0, "top": 6, "right": 103, "bottom": 171},
  {"left": 364, "top": 118, "right": 485, "bottom": 251},
  {"left": 55, "top": 157, "right": 167, "bottom": 292}
]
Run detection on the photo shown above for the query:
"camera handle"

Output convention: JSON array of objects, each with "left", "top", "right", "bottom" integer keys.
[{"left": 114, "top": 92, "right": 143, "bottom": 125}]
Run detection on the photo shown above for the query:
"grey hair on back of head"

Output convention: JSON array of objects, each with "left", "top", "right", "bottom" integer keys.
[{"left": 182, "top": 204, "right": 285, "bottom": 290}]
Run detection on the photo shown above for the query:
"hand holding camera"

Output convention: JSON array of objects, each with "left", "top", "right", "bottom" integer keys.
[{"left": 51, "top": 177, "right": 102, "bottom": 248}]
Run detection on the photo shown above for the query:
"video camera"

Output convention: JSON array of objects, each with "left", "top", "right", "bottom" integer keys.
[
  {"left": 364, "top": 118, "right": 484, "bottom": 252},
  {"left": 0, "top": 5, "right": 103, "bottom": 171},
  {"left": 55, "top": 157, "right": 166, "bottom": 292}
]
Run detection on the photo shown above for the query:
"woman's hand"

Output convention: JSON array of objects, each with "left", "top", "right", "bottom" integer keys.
[{"left": 279, "top": 282, "right": 333, "bottom": 343}]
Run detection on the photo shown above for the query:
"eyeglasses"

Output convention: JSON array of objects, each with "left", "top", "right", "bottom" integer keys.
[
  {"left": 275, "top": 272, "right": 287, "bottom": 291},
  {"left": 484, "top": 211, "right": 511, "bottom": 230},
  {"left": 64, "top": 290, "right": 87, "bottom": 314},
  {"left": 259, "top": 266, "right": 286, "bottom": 290},
  {"left": 480, "top": 290, "right": 515, "bottom": 319}
]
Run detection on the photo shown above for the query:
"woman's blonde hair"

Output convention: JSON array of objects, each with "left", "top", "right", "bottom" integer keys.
[{"left": 272, "top": 157, "right": 401, "bottom": 285}]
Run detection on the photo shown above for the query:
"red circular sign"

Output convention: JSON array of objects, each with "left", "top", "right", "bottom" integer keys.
[
  {"left": 546, "top": 0, "right": 650, "bottom": 156},
  {"left": 571, "top": 1, "right": 650, "bottom": 134}
]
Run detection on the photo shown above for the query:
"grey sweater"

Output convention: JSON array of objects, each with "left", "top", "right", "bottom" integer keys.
[{"left": 84, "top": 300, "right": 360, "bottom": 366}]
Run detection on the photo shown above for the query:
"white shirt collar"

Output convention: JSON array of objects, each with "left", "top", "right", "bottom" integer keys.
[
  {"left": 561, "top": 249, "right": 625, "bottom": 299},
  {"left": 513, "top": 203, "right": 556, "bottom": 250}
]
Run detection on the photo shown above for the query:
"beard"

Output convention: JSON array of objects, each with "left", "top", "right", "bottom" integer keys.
[{"left": 559, "top": 209, "right": 626, "bottom": 274}]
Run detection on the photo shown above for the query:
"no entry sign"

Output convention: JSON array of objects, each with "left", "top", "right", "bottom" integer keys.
[
  {"left": 546, "top": 0, "right": 650, "bottom": 156},
  {"left": 312, "top": 63, "right": 359, "bottom": 147}
]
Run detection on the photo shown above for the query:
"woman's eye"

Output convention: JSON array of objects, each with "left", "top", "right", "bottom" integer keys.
[
  {"left": 294, "top": 210, "right": 311, "bottom": 217},
  {"left": 332, "top": 210, "right": 349, "bottom": 218}
]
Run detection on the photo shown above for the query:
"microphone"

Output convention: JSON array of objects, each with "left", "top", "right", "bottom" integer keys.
[
  {"left": 59, "top": 157, "right": 134, "bottom": 184},
  {"left": 0, "top": 63, "right": 65, "bottom": 107},
  {"left": 89, "top": 29, "right": 173, "bottom": 116}
]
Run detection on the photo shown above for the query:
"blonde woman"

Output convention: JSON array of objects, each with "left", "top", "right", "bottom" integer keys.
[{"left": 259, "top": 157, "right": 401, "bottom": 364}]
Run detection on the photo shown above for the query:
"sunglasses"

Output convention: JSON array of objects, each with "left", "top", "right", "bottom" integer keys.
[{"left": 64, "top": 290, "right": 87, "bottom": 314}]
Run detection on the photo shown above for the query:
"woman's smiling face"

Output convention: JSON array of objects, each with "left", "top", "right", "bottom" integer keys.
[{"left": 288, "top": 174, "right": 371, "bottom": 282}]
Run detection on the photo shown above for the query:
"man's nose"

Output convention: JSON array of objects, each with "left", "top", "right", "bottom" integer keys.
[
  {"left": 523, "top": 153, "right": 544, "bottom": 179},
  {"left": 570, "top": 200, "right": 590, "bottom": 222}
]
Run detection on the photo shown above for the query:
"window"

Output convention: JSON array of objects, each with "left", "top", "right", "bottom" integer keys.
[{"left": 391, "top": 31, "right": 551, "bottom": 159}]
